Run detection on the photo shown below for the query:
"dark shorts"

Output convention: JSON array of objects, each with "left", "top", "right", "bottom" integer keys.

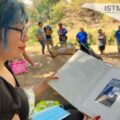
[
  {"left": 59, "top": 36, "right": 67, "bottom": 45},
  {"left": 46, "top": 38, "right": 52, "bottom": 42},
  {"left": 46, "top": 35, "right": 52, "bottom": 39},
  {"left": 99, "top": 45, "right": 105, "bottom": 51}
]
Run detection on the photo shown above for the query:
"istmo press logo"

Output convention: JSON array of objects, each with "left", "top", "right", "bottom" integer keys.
[
  {"left": 82, "top": 3, "right": 120, "bottom": 21},
  {"left": 105, "top": 4, "right": 120, "bottom": 13}
]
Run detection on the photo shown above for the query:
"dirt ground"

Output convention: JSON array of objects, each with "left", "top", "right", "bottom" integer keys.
[{"left": 17, "top": 45, "right": 120, "bottom": 104}]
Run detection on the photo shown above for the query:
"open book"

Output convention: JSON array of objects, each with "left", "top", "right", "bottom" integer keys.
[{"left": 49, "top": 51, "right": 120, "bottom": 120}]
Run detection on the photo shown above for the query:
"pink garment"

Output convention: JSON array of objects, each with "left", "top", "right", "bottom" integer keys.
[{"left": 10, "top": 60, "right": 27, "bottom": 75}]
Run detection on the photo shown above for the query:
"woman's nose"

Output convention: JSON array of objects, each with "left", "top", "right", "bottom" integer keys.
[
  {"left": 24, "top": 33, "right": 29, "bottom": 42},
  {"left": 21, "top": 33, "right": 29, "bottom": 42}
]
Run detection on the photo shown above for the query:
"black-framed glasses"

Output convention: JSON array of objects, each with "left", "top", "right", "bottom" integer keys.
[{"left": 8, "top": 27, "right": 27, "bottom": 39}]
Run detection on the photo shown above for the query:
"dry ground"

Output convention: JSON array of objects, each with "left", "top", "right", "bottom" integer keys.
[{"left": 17, "top": 45, "right": 120, "bottom": 104}]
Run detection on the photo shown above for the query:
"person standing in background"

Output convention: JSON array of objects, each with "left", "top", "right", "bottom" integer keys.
[
  {"left": 36, "top": 22, "right": 46, "bottom": 55},
  {"left": 97, "top": 29, "right": 106, "bottom": 55},
  {"left": 57, "top": 23, "right": 68, "bottom": 45},
  {"left": 115, "top": 25, "right": 120, "bottom": 53},
  {"left": 44, "top": 25, "right": 54, "bottom": 52},
  {"left": 76, "top": 27, "right": 89, "bottom": 54}
]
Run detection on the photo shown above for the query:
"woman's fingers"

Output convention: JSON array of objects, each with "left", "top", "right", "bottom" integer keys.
[
  {"left": 46, "top": 72, "right": 59, "bottom": 81},
  {"left": 40, "top": 73, "right": 58, "bottom": 87},
  {"left": 52, "top": 73, "right": 59, "bottom": 79}
]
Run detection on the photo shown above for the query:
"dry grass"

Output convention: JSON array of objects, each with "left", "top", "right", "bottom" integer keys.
[{"left": 91, "top": 45, "right": 118, "bottom": 54}]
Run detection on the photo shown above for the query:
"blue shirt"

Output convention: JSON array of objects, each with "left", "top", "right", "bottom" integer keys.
[
  {"left": 76, "top": 31, "right": 87, "bottom": 44},
  {"left": 57, "top": 28, "right": 67, "bottom": 37},
  {"left": 115, "top": 30, "right": 120, "bottom": 43}
]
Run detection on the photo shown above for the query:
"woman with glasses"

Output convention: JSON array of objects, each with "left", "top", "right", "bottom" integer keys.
[
  {"left": 0, "top": 0, "right": 97, "bottom": 120},
  {"left": 0, "top": 0, "right": 56, "bottom": 119}
]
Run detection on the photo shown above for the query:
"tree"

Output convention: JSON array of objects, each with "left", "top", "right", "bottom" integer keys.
[{"left": 33, "top": 0, "right": 60, "bottom": 22}]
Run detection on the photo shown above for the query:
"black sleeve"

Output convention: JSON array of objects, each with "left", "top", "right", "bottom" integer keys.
[
  {"left": 0, "top": 78, "right": 29, "bottom": 119},
  {"left": 0, "top": 79, "right": 15, "bottom": 119}
]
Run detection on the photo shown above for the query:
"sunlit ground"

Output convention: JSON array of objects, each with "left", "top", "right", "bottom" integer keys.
[{"left": 26, "top": 44, "right": 118, "bottom": 55}]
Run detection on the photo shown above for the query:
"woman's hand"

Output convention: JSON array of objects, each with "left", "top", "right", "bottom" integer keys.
[
  {"left": 33, "top": 72, "right": 58, "bottom": 100},
  {"left": 40, "top": 72, "right": 58, "bottom": 89}
]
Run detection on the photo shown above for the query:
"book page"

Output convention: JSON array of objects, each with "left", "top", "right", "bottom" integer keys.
[
  {"left": 83, "top": 69, "right": 120, "bottom": 120},
  {"left": 49, "top": 51, "right": 112, "bottom": 114}
]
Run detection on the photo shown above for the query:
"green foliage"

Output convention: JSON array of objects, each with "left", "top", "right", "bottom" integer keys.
[
  {"left": 49, "top": 5, "right": 64, "bottom": 24},
  {"left": 88, "top": 33, "right": 96, "bottom": 45},
  {"left": 25, "top": 0, "right": 119, "bottom": 46},
  {"left": 67, "top": 39, "right": 77, "bottom": 45},
  {"left": 35, "top": 0, "right": 59, "bottom": 22},
  {"left": 107, "top": 30, "right": 116, "bottom": 45},
  {"left": 28, "top": 8, "right": 38, "bottom": 22},
  {"left": 27, "top": 25, "right": 38, "bottom": 46},
  {"left": 86, "top": 29, "right": 98, "bottom": 45},
  {"left": 36, "top": 0, "right": 50, "bottom": 21}
]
